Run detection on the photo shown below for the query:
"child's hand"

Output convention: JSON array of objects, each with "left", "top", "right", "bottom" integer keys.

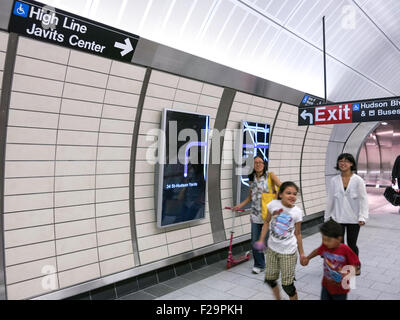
[
  {"left": 253, "top": 241, "right": 266, "bottom": 252},
  {"left": 300, "top": 255, "right": 309, "bottom": 266},
  {"left": 272, "top": 208, "right": 283, "bottom": 216}
]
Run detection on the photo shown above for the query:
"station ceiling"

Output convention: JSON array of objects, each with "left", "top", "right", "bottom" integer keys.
[{"left": 40, "top": 0, "right": 400, "bottom": 103}]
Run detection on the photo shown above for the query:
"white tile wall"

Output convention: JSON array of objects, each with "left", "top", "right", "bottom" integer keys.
[
  {"left": 139, "top": 246, "right": 169, "bottom": 265},
  {"left": 5, "top": 225, "right": 54, "bottom": 248},
  {"left": 4, "top": 209, "right": 54, "bottom": 230},
  {"left": 10, "top": 92, "right": 61, "bottom": 113},
  {"left": 7, "top": 275, "right": 60, "bottom": 300},
  {"left": 221, "top": 92, "right": 281, "bottom": 239},
  {"left": 97, "top": 227, "right": 131, "bottom": 247},
  {"left": 17, "top": 37, "right": 69, "bottom": 64},
  {"left": 134, "top": 70, "right": 223, "bottom": 264},
  {"left": 100, "top": 254, "right": 135, "bottom": 277},
  {"left": 5, "top": 241, "right": 55, "bottom": 266},
  {"left": 58, "top": 263, "right": 100, "bottom": 289},
  {"left": 55, "top": 204, "right": 95, "bottom": 223},
  {"left": 68, "top": 51, "right": 111, "bottom": 73},
  {"left": 6, "top": 257, "right": 57, "bottom": 284},
  {"left": 2, "top": 37, "right": 145, "bottom": 299},
  {"left": 301, "top": 125, "right": 333, "bottom": 215},
  {"left": 14, "top": 56, "right": 67, "bottom": 81},
  {"left": 98, "top": 240, "right": 133, "bottom": 261},
  {"left": 1, "top": 31, "right": 332, "bottom": 299},
  {"left": 57, "top": 248, "right": 99, "bottom": 272},
  {"left": 56, "top": 234, "right": 98, "bottom": 256},
  {"left": 4, "top": 177, "right": 54, "bottom": 195}
]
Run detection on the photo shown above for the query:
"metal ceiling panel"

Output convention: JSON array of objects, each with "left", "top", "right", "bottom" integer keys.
[
  {"left": 356, "top": 0, "right": 400, "bottom": 48},
  {"left": 36, "top": 0, "right": 400, "bottom": 101},
  {"left": 116, "top": 0, "right": 149, "bottom": 34}
]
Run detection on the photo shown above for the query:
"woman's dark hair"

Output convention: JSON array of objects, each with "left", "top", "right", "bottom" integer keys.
[
  {"left": 248, "top": 155, "right": 268, "bottom": 182},
  {"left": 335, "top": 153, "right": 357, "bottom": 172},
  {"left": 320, "top": 219, "right": 343, "bottom": 238},
  {"left": 277, "top": 181, "right": 299, "bottom": 200}
]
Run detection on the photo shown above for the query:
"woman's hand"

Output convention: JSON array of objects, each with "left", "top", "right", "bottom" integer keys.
[
  {"left": 300, "top": 255, "right": 309, "bottom": 266},
  {"left": 359, "top": 221, "right": 365, "bottom": 226}
]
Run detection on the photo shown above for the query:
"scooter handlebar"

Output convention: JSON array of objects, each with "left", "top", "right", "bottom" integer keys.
[{"left": 224, "top": 206, "right": 245, "bottom": 212}]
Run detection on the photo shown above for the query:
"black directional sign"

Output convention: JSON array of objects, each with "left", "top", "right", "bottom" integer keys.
[
  {"left": 299, "top": 93, "right": 325, "bottom": 107},
  {"left": 298, "top": 96, "right": 400, "bottom": 126},
  {"left": 8, "top": 0, "right": 139, "bottom": 62}
]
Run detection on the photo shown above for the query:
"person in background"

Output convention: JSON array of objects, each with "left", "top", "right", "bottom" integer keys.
[
  {"left": 254, "top": 181, "right": 305, "bottom": 300},
  {"left": 303, "top": 220, "right": 360, "bottom": 300},
  {"left": 233, "top": 156, "right": 281, "bottom": 274},
  {"left": 391, "top": 154, "right": 400, "bottom": 214},
  {"left": 324, "top": 153, "right": 368, "bottom": 276},
  {"left": 391, "top": 155, "right": 400, "bottom": 189}
]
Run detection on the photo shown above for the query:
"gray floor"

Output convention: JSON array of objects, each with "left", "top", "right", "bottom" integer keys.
[{"left": 122, "top": 187, "right": 400, "bottom": 300}]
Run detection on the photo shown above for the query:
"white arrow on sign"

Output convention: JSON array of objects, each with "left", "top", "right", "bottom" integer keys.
[
  {"left": 301, "top": 109, "right": 313, "bottom": 124},
  {"left": 114, "top": 38, "right": 133, "bottom": 57}
]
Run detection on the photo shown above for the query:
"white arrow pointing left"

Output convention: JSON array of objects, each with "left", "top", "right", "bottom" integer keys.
[
  {"left": 114, "top": 38, "right": 133, "bottom": 57},
  {"left": 301, "top": 109, "right": 313, "bottom": 124}
]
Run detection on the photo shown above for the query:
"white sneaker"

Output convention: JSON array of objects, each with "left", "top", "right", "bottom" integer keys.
[{"left": 252, "top": 267, "right": 263, "bottom": 274}]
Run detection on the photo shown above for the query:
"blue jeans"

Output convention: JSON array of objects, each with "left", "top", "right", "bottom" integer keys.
[
  {"left": 251, "top": 222, "right": 269, "bottom": 269},
  {"left": 321, "top": 286, "right": 347, "bottom": 300}
]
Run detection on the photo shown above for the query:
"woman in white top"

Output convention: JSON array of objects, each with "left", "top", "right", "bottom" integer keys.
[{"left": 325, "top": 153, "right": 369, "bottom": 275}]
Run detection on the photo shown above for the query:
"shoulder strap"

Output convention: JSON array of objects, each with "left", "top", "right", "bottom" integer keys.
[{"left": 266, "top": 173, "right": 272, "bottom": 193}]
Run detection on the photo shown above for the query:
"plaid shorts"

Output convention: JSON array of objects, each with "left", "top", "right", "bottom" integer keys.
[{"left": 264, "top": 248, "right": 297, "bottom": 286}]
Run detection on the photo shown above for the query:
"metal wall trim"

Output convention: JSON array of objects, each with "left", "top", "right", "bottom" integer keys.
[
  {"left": 299, "top": 126, "right": 310, "bottom": 215},
  {"left": 129, "top": 68, "right": 152, "bottom": 266},
  {"left": 270, "top": 102, "right": 283, "bottom": 139},
  {"left": 0, "top": 0, "right": 12, "bottom": 32},
  {"left": 0, "top": 32, "right": 19, "bottom": 300},
  {"left": 302, "top": 211, "right": 324, "bottom": 223},
  {"left": 208, "top": 88, "right": 236, "bottom": 243},
  {"left": 343, "top": 122, "right": 380, "bottom": 162},
  {"left": 131, "top": 38, "right": 305, "bottom": 106}
]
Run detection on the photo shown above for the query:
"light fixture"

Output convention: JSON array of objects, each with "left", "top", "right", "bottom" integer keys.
[{"left": 381, "top": 122, "right": 388, "bottom": 125}]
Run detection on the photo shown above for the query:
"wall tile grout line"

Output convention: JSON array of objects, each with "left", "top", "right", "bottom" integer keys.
[
  {"left": 51, "top": 46, "right": 73, "bottom": 295},
  {"left": 93, "top": 60, "right": 120, "bottom": 279}
]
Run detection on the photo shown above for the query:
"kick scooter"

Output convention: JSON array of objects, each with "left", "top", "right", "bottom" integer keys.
[{"left": 224, "top": 206, "right": 251, "bottom": 269}]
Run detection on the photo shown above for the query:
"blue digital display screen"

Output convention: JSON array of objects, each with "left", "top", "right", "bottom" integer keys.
[
  {"left": 237, "top": 121, "right": 270, "bottom": 207},
  {"left": 157, "top": 109, "right": 210, "bottom": 228}
]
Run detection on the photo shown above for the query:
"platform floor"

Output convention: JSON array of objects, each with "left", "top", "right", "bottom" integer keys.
[{"left": 121, "top": 187, "right": 400, "bottom": 300}]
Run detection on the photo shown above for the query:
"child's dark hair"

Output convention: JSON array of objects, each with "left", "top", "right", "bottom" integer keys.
[
  {"left": 277, "top": 181, "right": 299, "bottom": 200},
  {"left": 319, "top": 219, "right": 343, "bottom": 238},
  {"left": 248, "top": 155, "right": 268, "bottom": 182},
  {"left": 335, "top": 153, "right": 357, "bottom": 172}
]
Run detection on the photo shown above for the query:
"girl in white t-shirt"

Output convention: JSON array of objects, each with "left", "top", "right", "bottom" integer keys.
[{"left": 254, "top": 181, "right": 306, "bottom": 300}]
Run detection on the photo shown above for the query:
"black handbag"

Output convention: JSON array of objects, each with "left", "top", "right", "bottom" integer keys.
[{"left": 384, "top": 187, "right": 400, "bottom": 206}]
